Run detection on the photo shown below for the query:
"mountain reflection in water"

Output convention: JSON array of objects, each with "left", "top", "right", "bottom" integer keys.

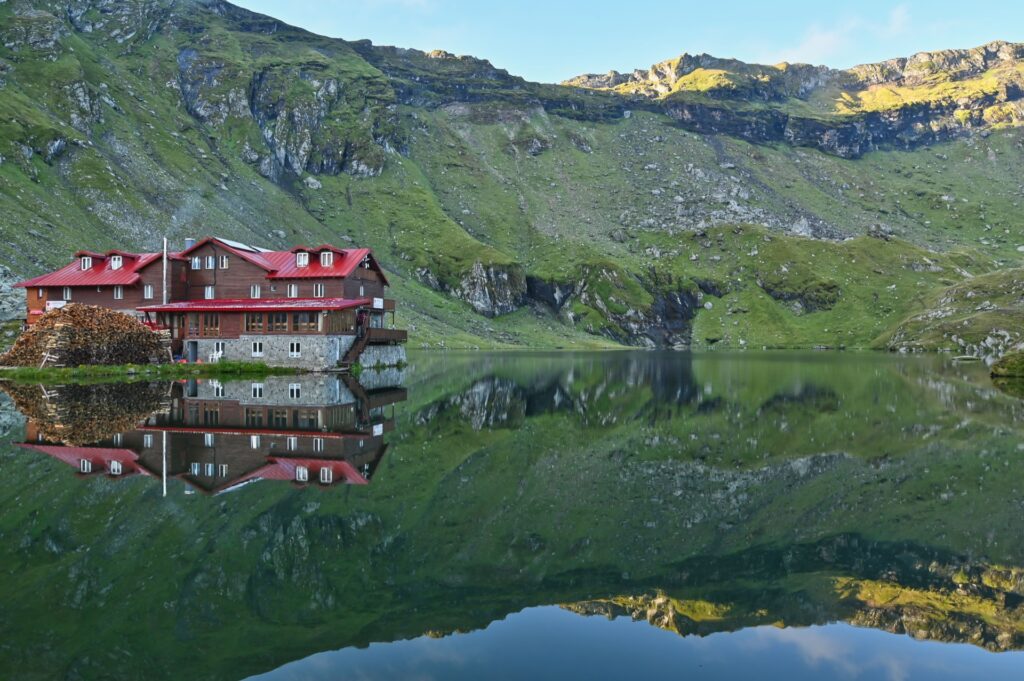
[{"left": 0, "top": 351, "right": 1023, "bottom": 681}]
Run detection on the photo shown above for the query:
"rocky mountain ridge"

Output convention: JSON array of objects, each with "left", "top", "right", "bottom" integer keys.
[{"left": 0, "top": 0, "right": 1022, "bottom": 352}]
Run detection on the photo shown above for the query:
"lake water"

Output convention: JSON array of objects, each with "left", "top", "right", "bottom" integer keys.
[{"left": 1, "top": 351, "right": 1023, "bottom": 680}]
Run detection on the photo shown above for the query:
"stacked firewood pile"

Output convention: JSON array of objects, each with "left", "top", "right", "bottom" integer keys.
[
  {"left": 0, "top": 382, "right": 171, "bottom": 445},
  {"left": 0, "top": 304, "right": 169, "bottom": 367}
]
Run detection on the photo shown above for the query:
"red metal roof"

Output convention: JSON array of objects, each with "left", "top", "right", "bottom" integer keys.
[
  {"left": 17, "top": 444, "right": 149, "bottom": 477},
  {"left": 138, "top": 297, "right": 369, "bottom": 313},
  {"left": 177, "top": 237, "right": 389, "bottom": 284},
  {"left": 16, "top": 252, "right": 169, "bottom": 288}
]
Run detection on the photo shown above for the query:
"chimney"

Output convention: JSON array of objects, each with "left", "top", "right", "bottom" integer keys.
[{"left": 184, "top": 237, "right": 197, "bottom": 250}]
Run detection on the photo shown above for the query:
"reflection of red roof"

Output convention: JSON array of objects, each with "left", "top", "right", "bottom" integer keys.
[
  {"left": 137, "top": 297, "right": 369, "bottom": 313},
  {"left": 263, "top": 457, "right": 368, "bottom": 485},
  {"left": 17, "top": 444, "right": 148, "bottom": 477},
  {"left": 15, "top": 252, "right": 171, "bottom": 288}
]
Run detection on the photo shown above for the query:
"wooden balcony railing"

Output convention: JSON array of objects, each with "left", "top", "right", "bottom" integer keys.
[{"left": 366, "top": 328, "right": 407, "bottom": 344}]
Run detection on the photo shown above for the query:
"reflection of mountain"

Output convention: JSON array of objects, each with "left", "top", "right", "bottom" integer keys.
[
  {"left": 5, "top": 373, "right": 407, "bottom": 494},
  {"left": 0, "top": 352, "right": 1023, "bottom": 679}
]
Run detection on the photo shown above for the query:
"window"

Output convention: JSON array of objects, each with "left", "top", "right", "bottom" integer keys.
[
  {"left": 219, "top": 255, "right": 229, "bottom": 269},
  {"left": 110, "top": 460, "right": 123, "bottom": 476},
  {"left": 204, "top": 433, "right": 215, "bottom": 447},
  {"left": 270, "top": 409, "right": 288, "bottom": 428},
  {"left": 113, "top": 286, "right": 124, "bottom": 300},
  {"left": 113, "top": 433, "right": 123, "bottom": 447},
  {"left": 268, "top": 312, "right": 288, "bottom": 332},
  {"left": 110, "top": 255, "right": 123, "bottom": 270},
  {"left": 245, "top": 408, "right": 264, "bottom": 427},
  {"left": 205, "top": 255, "right": 215, "bottom": 270},
  {"left": 205, "top": 463, "right": 215, "bottom": 477},
  {"left": 287, "top": 436, "right": 298, "bottom": 451},
  {"left": 313, "top": 437, "right": 324, "bottom": 453},
  {"left": 80, "top": 256, "right": 92, "bottom": 270},
  {"left": 37, "top": 287, "right": 43, "bottom": 300},
  {"left": 190, "top": 462, "right": 200, "bottom": 475},
  {"left": 250, "top": 284, "right": 261, "bottom": 299},
  {"left": 288, "top": 382, "right": 301, "bottom": 398},
  {"left": 204, "top": 404, "right": 219, "bottom": 426},
  {"left": 319, "top": 467, "right": 333, "bottom": 484},
  {"left": 288, "top": 342, "right": 301, "bottom": 359},
  {"left": 80, "top": 458, "right": 92, "bottom": 474},
  {"left": 143, "top": 284, "right": 154, "bottom": 300},
  {"left": 213, "top": 341, "right": 225, "bottom": 356},
  {"left": 213, "top": 382, "right": 225, "bottom": 398},
  {"left": 359, "top": 285, "right": 365, "bottom": 297},
  {"left": 251, "top": 382, "right": 264, "bottom": 398},
  {"left": 286, "top": 283, "right": 298, "bottom": 298},
  {"left": 250, "top": 434, "right": 261, "bottom": 449},
  {"left": 251, "top": 342, "right": 264, "bottom": 358},
  {"left": 295, "top": 251, "right": 309, "bottom": 268},
  {"left": 218, "top": 464, "right": 228, "bottom": 478},
  {"left": 143, "top": 434, "right": 153, "bottom": 448},
  {"left": 63, "top": 287, "right": 72, "bottom": 301},
  {"left": 204, "top": 285, "right": 215, "bottom": 299},
  {"left": 313, "top": 283, "right": 325, "bottom": 298},
  {"left": 244, "top": 313, "right": 264, "bottom": 333},
  {"left": 293, "top": 312, "right": 317, "bottom": 332},
  {"left": 295, "top": 465, "right": 309, "bottom": 482},
  {"left": 191, "top": 256, "right": 202, "bottom": 270},
  {"left": 320, "top": 251, "right": 333, "bottom": 267},
  {"left": 203, "top": 313, "right": 220, "bottom": 337}
]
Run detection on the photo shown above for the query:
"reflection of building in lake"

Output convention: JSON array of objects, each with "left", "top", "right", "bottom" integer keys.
[{"left": 15, "top": 374, "right": 406, "bottom": 494}]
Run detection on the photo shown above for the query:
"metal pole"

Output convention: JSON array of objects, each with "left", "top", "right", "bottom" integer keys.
[{"left": 162, "top": 237, "right": 169, "bottom": 305}]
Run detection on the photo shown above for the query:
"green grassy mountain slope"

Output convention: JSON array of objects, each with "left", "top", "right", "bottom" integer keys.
[{"left": 0, "top": 0, "right": 1021, "bottom": 351}]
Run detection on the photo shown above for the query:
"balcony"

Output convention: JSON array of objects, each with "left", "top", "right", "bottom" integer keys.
[{"left": 366, "top": 328, "right": 407, "bottom": 344}]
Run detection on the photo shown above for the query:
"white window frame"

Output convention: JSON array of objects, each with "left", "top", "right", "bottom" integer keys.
[
  {"left": 313, "top": 283, "right": 325, "bottom": 298},
  {"left": 251, "top": 342, "right": 264, "bottom": 358},
  {"left": 80, "top": 256, "right": 92, "bottom": 270},
  {"left": 250, "top": 284, "right": 261, "bottom": 299},
  {"left": 110, "top": 460, "right": 123, "bottom": 476},
  {"left": 286, "top": 283, "right": 298, "bottom": 298},
  {"left": 204, "top": 285, "right": 215, "bottom": 300},
  {"left": 37, "top": 287, "right": 43, "bottom": 299},
  {"left": 113, "top": 285, "right": 124, "bottom": 300},
  {"left": 319, "top": 467, "right": 333, "bottom": 484},
  {"left": 191, "top": 256, "right": 202, "bottom": 270},
  {"left": 313, "top": 437, "right": 324, "bottom": 453},
  {"left": 205, "top": 255, "right": 215, "bottom": 270},
  {"left": 218, "top": 464, "right": 228, "bottom": 478},
  {"left": 295, "top": 465, "right": 309, "bottom": 482},
  {"left": 295, "top": 251, "right": 309, "bottom": 268},
  {"left": 219, "top": 255, "right": 229, "bottom": 269},
  {"left": 287, "top": 436, "right": 298, "bottom": 451},
  {"left": 113, "top": 433, "right": 123, "bottom": 447},
  {"left": 288, "top": 382, "right": 301, "bottom": 398},
  {"left": 63, "top": 287, "right": 72, "bottom": 301},
  {"left": 143, "top": 283, "right": 154, "bottom": 300},
  {"left": 250, "top": 435, "right": 261, "bottom": 449},
  {"left": 320, "top": 251, "right": 333, "bottom": 267},
  {"left": 213, "top": 341, "right": 225, "bottom": 356},
  {"left": 205, "top": 462, "right": 215, "bottom": 476},
  {"left": 80, "top": 458, "right": 92, "bottom": 474},
  {"left": 251, "top": 382, "right": 264, "bottom": 398},
  {"left": 190, "top": 462, "right": 200, "bottom": 475},
  {"left": 359, "top": 285, "right": 365, "bottom": 297},
  {"left": 110, "top": 255, "right": 123, "bottom": 270},
  {"left": 143, "top": 434, "right": 153, "bottom": 448},
  {"left": 288, "top": 342, "right": 301, "bottom": 359},
  {"left": 204, "top": 433, "right": 215, "bottom": 447}
]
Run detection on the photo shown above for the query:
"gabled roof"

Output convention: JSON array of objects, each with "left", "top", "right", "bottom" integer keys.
[
  {"left": 177, "top": 237, "right": 389, "bottom": 284},
  {"left": 16, "top": 252, "right": 175, "bottom": 288},
  {"left": 17, "top": 444, "right": 149, "bottom": 477}
]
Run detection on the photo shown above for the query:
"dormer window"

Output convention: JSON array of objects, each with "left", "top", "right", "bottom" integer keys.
[
  {"left": 110, "top": 255, "right": 123, "bottom": 270},
  {"left": 295, "top": 251, "right": 309, "bottom": 268},
  {"left": 80, "top": 256, "right": 92, "bottom": 270},
  {"left": 320, "top": 251, "right": 333, "bottom": 267}
]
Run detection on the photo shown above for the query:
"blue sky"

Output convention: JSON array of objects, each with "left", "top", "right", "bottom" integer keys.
[{"left": 233, "top": 1, "right": 1024, "bottom": 83}]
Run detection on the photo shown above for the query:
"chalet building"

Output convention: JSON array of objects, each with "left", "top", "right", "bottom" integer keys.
[
  {"left": 15, "top": 237, "right": 406, "bottom": 369},
  {"left": 17, "top": 374, "right": 407, "bottom": 495}
]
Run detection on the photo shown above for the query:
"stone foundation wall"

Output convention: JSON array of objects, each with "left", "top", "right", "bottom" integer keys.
[
  {"left": 359, "top": 344, "right": 407, "bottom": 368},
  {"left": 190, "top": 334, "right": 355, "bottom": 370},
  {"left": 188, "top": 374, "right": 354, "bottom": 405}
]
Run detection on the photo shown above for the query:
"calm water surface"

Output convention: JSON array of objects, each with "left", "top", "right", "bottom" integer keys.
[{"left": 1, "top": 351, "right": 1023, "bottom": 680}]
